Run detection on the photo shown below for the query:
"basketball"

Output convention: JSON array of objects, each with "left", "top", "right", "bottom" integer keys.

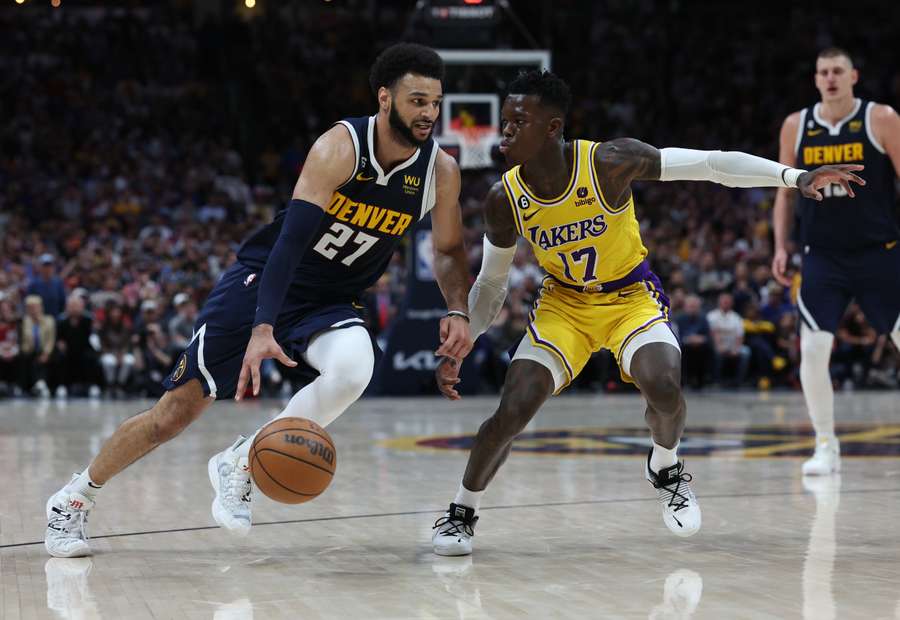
[{"left": 249, "top": 417, "right": 337, "bottom": 504}]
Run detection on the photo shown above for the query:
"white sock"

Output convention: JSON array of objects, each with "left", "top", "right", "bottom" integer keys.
[
  {"left": 66, "top": 468, "right": 103, "bottom": 500},
  {"left": 650, "top": 441, "right": 679, "bottom": 473},
  {"left": 235, "top": 326, "right": 374, "bottom": 461},
  {"left": 453, "top": 484, "right": 484, "bottom": 511},
  {"left": 800, "top": 325, "right": 835, "bottom": 439}
]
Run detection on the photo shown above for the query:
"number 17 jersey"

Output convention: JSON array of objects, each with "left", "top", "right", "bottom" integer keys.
[
  {"left": 237, "top": 116, "right": 439, "bottom": 302},
  {"left": 502, "top": 139, "right": 647, "bottom": 287}
]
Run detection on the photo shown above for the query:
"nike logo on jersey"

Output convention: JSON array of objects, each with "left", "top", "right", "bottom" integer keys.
[
  {"left": 522, "top": 210, "right": 540, "bottom": 222},
  {"left": 356, "top": 172, "right": 375, "bottom": 182},
  {"left": 806, "top": 129, "right": 824, "bottom": 137}
]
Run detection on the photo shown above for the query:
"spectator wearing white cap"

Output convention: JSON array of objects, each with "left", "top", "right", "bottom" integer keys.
[{"left": 168, "top": 292, "right": 197, "bottom": 351}]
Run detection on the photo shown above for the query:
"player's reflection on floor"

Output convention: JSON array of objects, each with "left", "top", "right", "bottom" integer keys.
[
  {"left": 431, "top": 554, "right": 485, "bottom": 618},
  {"left": 802, "top": 475, "right": 840, "bottom": 620},
  {"left": 45, "top": 558, "right": 98, "bottom": 620},
  {"left": 648, "top": 569, "right": 704, "bottom": 620}
]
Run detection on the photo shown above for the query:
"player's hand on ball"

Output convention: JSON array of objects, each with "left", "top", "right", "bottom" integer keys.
[
  {"left": 798, "top": 164, "right": 865, "bottom": 201},
  {"left": 435, "top": 314, "right": 473, "bottom": 360},
  {"left": 436, "top": 356, "right": 462, "bottom": 401},
  {"left": 235, "top": 324, "right": 297, "bottom": 401}
]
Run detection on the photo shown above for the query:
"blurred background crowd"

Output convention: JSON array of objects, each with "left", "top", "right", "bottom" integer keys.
[{"left": 1, "top": 0, "right": 898, "bottom": 398}]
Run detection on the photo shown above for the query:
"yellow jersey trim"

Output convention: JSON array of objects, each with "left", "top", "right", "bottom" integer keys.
[
  {"left": 502, "top": 173, "right": 525, "bottom": 237},
  {"left": 513, "top": 140, "right": 580, "bottom": 206},
  {"left": 589, "top": 141, "right": 633, "bottom": 215}
]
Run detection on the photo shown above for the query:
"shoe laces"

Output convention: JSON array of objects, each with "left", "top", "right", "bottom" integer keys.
[
  {"left": 221, "top": 461, "right": 251, "bottom": 508},
  {"left": 48, "top": 504, "right": 89, "bottom": 541},
  {"left": 433, "top": 514, "right": 476, "bottom": 538},
  {"left": 651, "top": 462, "right": 694, "bottom": 514}
]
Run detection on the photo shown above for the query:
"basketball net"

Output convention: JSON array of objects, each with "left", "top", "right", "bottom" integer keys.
[{"left": 457, "top": 126, "right": 495, "bottom": 170}]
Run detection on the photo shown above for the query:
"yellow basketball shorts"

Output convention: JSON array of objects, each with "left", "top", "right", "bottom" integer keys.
[{"left": 523, "top": 272, "right": 671, "bottom": 391}]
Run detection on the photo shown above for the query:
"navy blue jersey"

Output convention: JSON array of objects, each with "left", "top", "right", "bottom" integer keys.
[
  {"left": 795, "top": 99, "right": 898, "bottom": 250},
  {"left": 237, "top": 116, "right": 439, "bottom": 301}
]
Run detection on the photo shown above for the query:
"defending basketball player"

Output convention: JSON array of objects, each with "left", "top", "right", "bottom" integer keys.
[
  {"left": 432, "top": 70, "right": 864, "bottom": 555},
  {"left": 44, "top": 43, "right": 474, "bottom": 557},
  {"left": 771, "top": 48, "right": 900, "bottom": 476}
]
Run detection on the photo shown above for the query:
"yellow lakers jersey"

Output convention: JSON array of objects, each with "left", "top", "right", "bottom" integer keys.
[{"left": 501, "top": 139, "right": 648, "bottom": 288}]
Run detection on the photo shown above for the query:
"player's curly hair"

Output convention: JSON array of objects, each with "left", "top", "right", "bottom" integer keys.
[
  {"left": 507, "top": 70, "right": 572, "bottom": 116},
  {"left": 369, "top": 43, "right": 444, "bottom": 95}
]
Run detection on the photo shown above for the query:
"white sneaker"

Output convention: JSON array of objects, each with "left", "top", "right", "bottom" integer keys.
[
  {"left": 88, "top": 385, "right": 101, "bottom": 399},
  {"left": 45, "top": 477, "right": 93, "bottom": 558},
  {"left": 645, "top": 449, "right": 701, "bottom": 538},
  {"left": 432, "top": 503, "right": 478, "bottom": 556},
  {"left": 208, "top": 436, "right": 252, "bottom": 536},
  {"left": 55, "top": 385, "right": 68, "bottom": 399},
  {"left": 802, "top": 436, "right": 841, "bottom": 476}
]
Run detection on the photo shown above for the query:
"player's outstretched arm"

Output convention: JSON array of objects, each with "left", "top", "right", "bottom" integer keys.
[
  {"left": 436, "top": 181, "right": 518, "bottom": 400},
  {"left": 431, "top": 150, "right": 475, "bottom": 364},
  {"left": 235, "top": 125, "right": 355, "bottom": 401},
  {"left": 595, "top": 137, "right": 866, "bottom": 209}
]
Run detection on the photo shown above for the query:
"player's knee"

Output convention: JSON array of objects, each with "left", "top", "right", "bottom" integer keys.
[
  {"left": 643, "top": 370, "right": 683, "bottom": 414},
  {"left": 800, "top": 328, "right": 833, "bottom": 364},
  {"left": 494, "top": 381, "right": 547, "bottom": 436},
  {"left": 324, "top": 348, "right": 373, "bottom": 398}
]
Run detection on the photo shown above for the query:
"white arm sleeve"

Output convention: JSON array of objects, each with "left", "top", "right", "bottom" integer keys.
[
  {"left": 468, "top": 236, "right": 516, "bottom": 339},
  {"left": 660, "top": 147, "right": 806, "bottom": 188}
]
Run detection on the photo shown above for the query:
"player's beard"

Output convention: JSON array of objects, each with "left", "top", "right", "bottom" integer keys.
[{"left": 389, "top": 104, "right": 431, "bottom": 148}]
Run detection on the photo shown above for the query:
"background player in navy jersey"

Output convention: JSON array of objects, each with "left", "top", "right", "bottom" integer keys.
[
  {"left": 772, "top": 47, "right": 900, "bottom": 476},
  {"left": 44, "top": 43, "right": 474, "bottom": 557}
]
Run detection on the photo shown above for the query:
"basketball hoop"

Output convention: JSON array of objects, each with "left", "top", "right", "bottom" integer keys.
[{"left": 457, "top": 126, "right": 496, "bottom": 170}]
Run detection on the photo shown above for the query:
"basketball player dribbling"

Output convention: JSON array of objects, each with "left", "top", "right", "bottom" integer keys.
[
  {"left": 771, "top": 47, "right": 900, "bottom": 476},
  {"left": 431, "top": 70, "right": 864, "bottom": 555},
  {"left": 45, "top": 43, "right": 474, "bottom": 557}
]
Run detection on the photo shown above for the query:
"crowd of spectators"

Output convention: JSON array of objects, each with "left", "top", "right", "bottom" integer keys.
[{"left": 0, "top": 2, "right": 897, "bottom": 398}]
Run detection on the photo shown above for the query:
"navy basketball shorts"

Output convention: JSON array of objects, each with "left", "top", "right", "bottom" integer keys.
[
  {"left": 797, "top": 242, "right": 900, "bottom": 334},
  {"left": 163, "top": 263, "right": 367, "bottom": 400}
]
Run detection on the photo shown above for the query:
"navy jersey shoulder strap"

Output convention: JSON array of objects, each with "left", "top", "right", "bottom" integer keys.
[{"left": 333, "top": 117, "right": 369, "bottom": 187}]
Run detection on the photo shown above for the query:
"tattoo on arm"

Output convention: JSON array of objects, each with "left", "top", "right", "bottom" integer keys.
[
  {"left": 595, "top": 138, "right": 661, "bottom": 209},
  {"left": 483, "top": 182, "right": 518, "bottom": 248}
]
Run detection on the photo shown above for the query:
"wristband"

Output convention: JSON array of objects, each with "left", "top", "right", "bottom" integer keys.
[
  {"left": 445, "top": 310, "right": 470, "bottom": 322},
  {"left": 781, "top": 168, "right": 804, "bottom": 188}
]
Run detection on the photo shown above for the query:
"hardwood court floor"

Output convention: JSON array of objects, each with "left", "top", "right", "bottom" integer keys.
[{"left": 2, "top": 390, "right": 899, "bottom": 619}]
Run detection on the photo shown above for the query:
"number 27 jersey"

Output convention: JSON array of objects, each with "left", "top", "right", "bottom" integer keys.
[{"left": 237, "top": 116, "right": 439, "bottom": 301}]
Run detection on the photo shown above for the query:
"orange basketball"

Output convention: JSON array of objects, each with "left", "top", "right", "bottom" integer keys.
[{"left": 249, "top": 417, "right": 336, "bottom": 504}]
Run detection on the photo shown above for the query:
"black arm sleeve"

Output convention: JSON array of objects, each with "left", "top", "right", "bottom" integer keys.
[{"left": 253, "top": 199, "right": 325, "bottom": 327}]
